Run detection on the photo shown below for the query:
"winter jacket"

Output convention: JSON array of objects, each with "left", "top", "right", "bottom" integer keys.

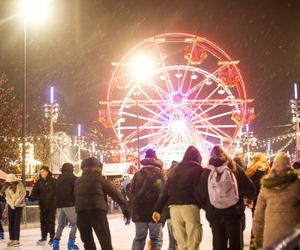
[
  {"left": 0, "top": 181, "right": 26, "bottom": 209},
  {"left": 131, "top": 158, "right": 165, "bottom": 222},
  {"left": 194, "top": 165, "right": 255, "bottom": 222},
  {"left": 253, "top": 170, "right": 300, "bottom": 248},
  {"left": 29, "top": 173, "right": 57, "bottom": 209},
  {"left": 154, "top": 160, "right": 202, "bottom": 213},
  {"left": 74, "top": 168, "right": 128, "bottom": 213},
  {"left": 56, "top": 172, "right": 77, "bottom": 208}
]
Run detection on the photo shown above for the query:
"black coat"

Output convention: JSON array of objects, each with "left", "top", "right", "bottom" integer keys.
[
  {"left": 194, "top": 166, "right": 255, "bottom": 222},
  {"left": 56, "top": 172, "right": 77, "bottom": 208},
  {"left": 131, "top": 159, "right": 165, "bottom": 223},
  {"left": 29, "top": 173, "right": 57, "bottom": 209},
  {"left": 74, "top": 168, "right": 128, "bottom": 213},
  {"left": 154, "top": 160, "right": 202, "bottom": 213}
]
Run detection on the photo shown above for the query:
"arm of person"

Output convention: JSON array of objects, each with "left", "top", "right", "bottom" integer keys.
[
  {"left": 101, "top": 177, "right": 128, "bottom": 211},
  {"left": 15, "top": 182, "right": 26, "bottom": 206},
  {"left": 29, "top": 181, "right": 39, "bottom": 201},
  {"left": 237, "top": 167, "right": 256, "bottom": 200}
]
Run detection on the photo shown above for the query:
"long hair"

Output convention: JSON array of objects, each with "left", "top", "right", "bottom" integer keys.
[
  {"left": 209, "top": 145, "right": 236, "bottom": 172},
  {"left": 181, "top": 145, "right": 202, "bottom": 164}
]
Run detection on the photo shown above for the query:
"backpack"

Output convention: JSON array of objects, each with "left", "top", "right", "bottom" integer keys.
[{"left": 207, "top": 165, "right": 239, "bottom": 209}]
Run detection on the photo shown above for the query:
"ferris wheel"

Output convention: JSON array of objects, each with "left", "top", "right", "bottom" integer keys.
[{"left": 100, "top": 33, "right": 254, "bottom": 163}]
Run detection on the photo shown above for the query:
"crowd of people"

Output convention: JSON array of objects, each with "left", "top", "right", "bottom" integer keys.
[{"left": 0, "top": 145, "right": 299, "bottom": 250}]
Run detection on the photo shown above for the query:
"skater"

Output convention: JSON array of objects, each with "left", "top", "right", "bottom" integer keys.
[
  {"left": 74, "top": 157, "right": 130, "bottom": 250},
  {"left": 194, "top": 145, "right": 255, "bottom": 250},
  {"left": 153, "top": 146, "right": 203, "bottom": 250},
  {"left": 53, "top": 163, "right": 79, "bottom": 250},
  {"left": 29, "top": 166, "right": 57, "bottom": 246},
  {"left": 131, "top": 149, "right": 165, "bottom": 250},
  {"left": 0, "top": 174, "right": 26, "bottom": 247},
  {"left": 253, "top": 152, "right": 300, "bottom": 248},
  {"left": 0, "top": 181, "right": 5, "bottom": 240}
]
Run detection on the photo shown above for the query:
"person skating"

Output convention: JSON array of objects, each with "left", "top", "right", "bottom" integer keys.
[
  {"left": 0, "top": 174, "right": 26, "bottom": 247},
  {"left": 29, "top": 166, "right": 57, "bottom": 246},
  {"left": 52, "top": 163, "right": 79, "bottom": 250},
  {"left": 252, "top": 152, "right": 300, "bottom": 249},
  {"left": 194, "top": 146, "right": 255, "bottom": 250},
  {"left": 74, "top": 157, "right": 130, "bottom": 250},
  {"left": 131, "top": 149, "right": 165, "bottom": 250},
  {"left": 153, "top": 146, "right": 203, "bottom": 250},
  {"left": 0, "top": 182, "right": 5, "bottom": 240}
]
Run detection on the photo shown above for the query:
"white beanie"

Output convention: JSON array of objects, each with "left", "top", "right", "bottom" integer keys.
[{"left": 5, "top": 174, "right": 19, "bottom": 183}]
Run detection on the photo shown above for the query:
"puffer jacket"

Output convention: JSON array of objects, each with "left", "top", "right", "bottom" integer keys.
[
  {"left": 253, "top": 170, "right": 300, "bottom": 248},
  {"left": 131, "top": 158, "right": 165, "bottom": 222},
  {"left": 29, "top": 172, "right": 56, "bottom": 209},
  {"left": 75, "top": 168, "right": 128, "bottom": 213}
]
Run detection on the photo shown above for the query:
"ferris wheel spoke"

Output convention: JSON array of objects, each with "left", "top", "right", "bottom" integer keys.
[
  {"left": 199, "top": 119, "right": 233, "bottom": 140},
  {"left": 154, "top": 41, "right": 175, "bottom": 93},
  {"left": 188, "top": 87, "right": 220, "bottom": 120},
  {"left": 122, "top": 109, "right": 167, "bottom": 142},
  {"left": 131, "top": 131, "right": 160, "bottom": 143},
  {"left": 195, "top": 124, "right": 237, "bottom": 128},
  {"left": 144, "top": 79, "right": 169, "bottom": 99},
  {"left": 180, "top": 38, "right": 197, "bottom": 91},
  {"left": 119, "top": 125, "right": 163, "bottom": 130},
  {"left": 195, "top": 111, "right": 233, "bottom": 123},
  {"left": 120, "top": 111, "right": 164, "bottom": 124},
  {"left": 138, "top": 103, "right": 168, "bottom": 121},
  {"left": 138, "top": 88, "right": 170, "bottom": 117},
  {"left": 198, "top": 130, "right": 229, "bottom": 140},
  {"left": 155, "top": 130, "right": 175, "bottom": 151},
  {"left": 186, "top": 63, "right": 228, "bottom": 97}
]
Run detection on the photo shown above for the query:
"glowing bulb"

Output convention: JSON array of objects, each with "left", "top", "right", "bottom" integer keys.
[
  {"left": 205, "top": 80, "right": 213, "bottom": 85},
  {"left": 21, "top": 0, "right": 51, "bottom": 24},
  {"left": 191, "top": 74, "right": 198, "bottom": 80},
  {"left": 130, "top": 55, "right": 154, "bottom": 80},
  {"left": 175, "top": 73, "right": 183, "bottom": 78}
]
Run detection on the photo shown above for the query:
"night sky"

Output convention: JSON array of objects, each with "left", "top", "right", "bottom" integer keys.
[{"left": 0, "top": 0, "right": 300, "bottom": 139}]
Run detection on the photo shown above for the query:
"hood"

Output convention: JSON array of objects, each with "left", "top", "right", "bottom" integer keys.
[
  {"left": 140, "top": 158, "right": 163, "bottom": 169},
  {"left": 178, "top": 160, "right": 202, "bottom": 168},
  {"left": 262, "top": 170, "right": 298, "bottom": 189},
  {"left": 5, "top": 174, "right": 19, "bottom": 183}
]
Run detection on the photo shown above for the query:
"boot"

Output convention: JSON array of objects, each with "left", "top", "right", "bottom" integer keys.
[
  {"left": 52, "top": 239, "right": 60, "bottom": 250},
  {"left": 68, "top": 239, "right": 79, "bottom": 250}
]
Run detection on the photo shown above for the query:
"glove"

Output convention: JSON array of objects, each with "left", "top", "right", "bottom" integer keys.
[
  {"left": 251, "top": 235, "right": 263, "bottom": 250},
  {"left": 122, "top": 210, "right": 130, "bottom": 225}
]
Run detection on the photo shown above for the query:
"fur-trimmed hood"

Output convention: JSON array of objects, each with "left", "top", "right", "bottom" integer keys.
[{"left": 262, "top": 170, "right": 298, "bottom": 189}]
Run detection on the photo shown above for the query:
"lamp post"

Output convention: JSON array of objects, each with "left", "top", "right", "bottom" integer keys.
[
  {"left": 130, "top": 55, "right": 153, "bottom": 168},
  {"left": 20, "top": 0, "right": 51, "bottom": 183},
  {"left": 44, "top": 86, "right": 59, "bottom": 172},
  {"left": 74, "top": 124, "right": 85, "bottom": 173}
]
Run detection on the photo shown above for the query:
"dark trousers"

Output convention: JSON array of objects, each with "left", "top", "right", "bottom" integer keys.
[
  {"left": 77, "top": 209, "right": 112, "bottom": 250},
  {"left": 0, "top": 221, "right": 3, "bottom": 232},
  {"left": 211, "top": 218, "right": 243, "bottom": 250},
  {"left": 40, "top": 207, "right": 56, "bottom": 240},
  {"left": 8, "top": 206, "right": 23, "bottom": 241}
]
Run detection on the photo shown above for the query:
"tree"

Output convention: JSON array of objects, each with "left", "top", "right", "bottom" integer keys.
[{"left": 0, "top": 73, "right": 22, "bottom": 172}]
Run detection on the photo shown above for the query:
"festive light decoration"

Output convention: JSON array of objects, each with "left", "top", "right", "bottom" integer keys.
[{"left": 184, "top": 45, "right": 208, "bottom": 65}]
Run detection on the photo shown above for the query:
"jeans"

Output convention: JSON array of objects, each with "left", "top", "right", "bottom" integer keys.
[
  {"left": 77, "top": 209, "right": 112, "bottom": 250},
  {"left": 211, "top": 218, "right": 243, "bottom": 250},
  {"left": 8, "top": 206, "right": 23, "bottom": 241},
  {"left": 40, "top": 207, "right": 56, "bottom": 240},
  {"left": 131, "top": 222, "right": 163, "bottom": 250},
  {"left": 54, "top": 207, "right": 77, "bottom": 240},
  {"left": 167, "top": 220, "right": 177, "bottom": 250}
]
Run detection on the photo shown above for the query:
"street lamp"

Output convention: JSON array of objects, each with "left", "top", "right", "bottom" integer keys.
[
  {"left": 74, "top": 124, "right": 85, "bottom": 173},
  {"left": 20, "top": 0, "right": 51, "bottom": 184},
  {"left": 130, "top": 55, "right": 154, "bottom": 168},
  {"left": 291, "top": 83, "right": 300, "bottom": 160}
]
